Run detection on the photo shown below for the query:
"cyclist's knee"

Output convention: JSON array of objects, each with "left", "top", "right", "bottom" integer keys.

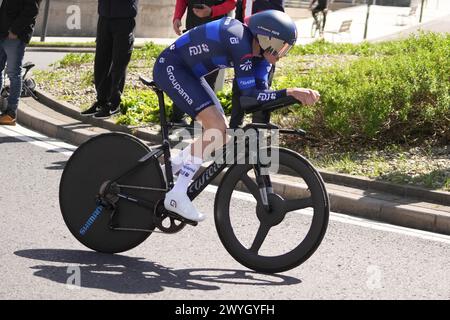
[
  {"left": 197, "top": 106, "right": 226, "bottom": 130},
  {"left": 196, "top": 106, "right": 227, "bottom": 146}
]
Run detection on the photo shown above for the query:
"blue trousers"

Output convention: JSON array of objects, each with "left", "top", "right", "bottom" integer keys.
[{"left": 0, "top": 38, "right": 26, "bottom": 117}]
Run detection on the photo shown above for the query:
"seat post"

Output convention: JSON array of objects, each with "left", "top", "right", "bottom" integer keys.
[
  {"left": 155, "top": 88, "right": 174, "bottom": 187},
  {"left": 155, "top": 89, "right": 168, "bottom": 142}
]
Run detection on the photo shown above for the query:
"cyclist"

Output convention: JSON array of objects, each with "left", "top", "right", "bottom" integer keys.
[
  {"left": 152, "top": 10, "right": 320, "bottom": 222},
  {"left": 309, "top": 0, "right": 329, "bottom": 35}
]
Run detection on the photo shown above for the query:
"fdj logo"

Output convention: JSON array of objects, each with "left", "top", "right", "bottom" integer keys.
[
  {"left": 257, "top": 92, "right": 277, "bottom": 101},
  {"left": 240, "top": 60, "right": 252, "bottom": 71},
  {"left": 189, "top": 44, "right": 210, "bottom": 56}
]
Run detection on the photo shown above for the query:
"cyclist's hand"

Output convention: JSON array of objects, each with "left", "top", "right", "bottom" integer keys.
[
  {"left": 8, "top": 31, "right": 18, "bottom": 40},
  {"left": 287, "top": 88, "right": 320, "bottom": 106},
  {"left": 193, "top": 5, "right": 212, "bottom": 18},
  {"left": 173, "top": 19, "right": 182, "bottom": 36}
]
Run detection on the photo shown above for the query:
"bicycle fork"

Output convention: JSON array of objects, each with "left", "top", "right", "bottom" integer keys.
[{"left": 252, "top": 129, "right": 274, "bottom": 213}]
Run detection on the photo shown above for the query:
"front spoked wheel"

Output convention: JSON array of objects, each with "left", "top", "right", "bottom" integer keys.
[{"left": 214, "top": 148, "right": 329, "bottom": 273}]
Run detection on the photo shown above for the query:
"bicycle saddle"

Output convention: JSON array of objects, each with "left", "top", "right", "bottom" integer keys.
[
  {"left": 22, "top": 62, "right": 35, "bottom": 70},
  {"left": 139, "top": 76, "right": 162, "bottom": 92}
]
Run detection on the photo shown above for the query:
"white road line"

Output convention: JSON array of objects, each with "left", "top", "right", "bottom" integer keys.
[
  {"left": 2, "top": 125, "right": 450, "bottom": 245},
  {"left": 204, "top": 185, "right": 450, "bottom": 245},
  {"left": 0, "top": 124, "right": 75, "bottom": 157}
]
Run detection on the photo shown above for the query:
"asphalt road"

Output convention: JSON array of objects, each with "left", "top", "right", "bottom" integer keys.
[
  {"left": 374, "top": 13, "right": 450, "bottom": 41},
  {"left": 0, "top": 124, "right": 449, "bottom": 300},
  {"left": 23, "top": 51, "right": 67, "bottom": 71}
]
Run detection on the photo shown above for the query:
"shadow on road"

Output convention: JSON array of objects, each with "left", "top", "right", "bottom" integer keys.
[
  {"left": 45, "top": 160, "right": 67, "bottom": 170},
  {"left": 15, "top": 249, "right": 301, "bottom": 294}
]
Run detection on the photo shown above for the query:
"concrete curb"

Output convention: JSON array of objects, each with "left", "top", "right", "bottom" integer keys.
[
  {"left": 16, "top": 94, "right": 450, "bottom": 235},
  {"left": 36, "top": 89, "right": 450, "bottom": 207},
  {"left": 27, "top": 47, "right": 96, "bottom": 53},
  {"left": 36, "top": 91, "right": 163, "bottom": 145}
]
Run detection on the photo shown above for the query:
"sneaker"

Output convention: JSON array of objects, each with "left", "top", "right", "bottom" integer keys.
[
  {"left": 80, "top": 102, "right": 102, "bottom": 116},
  {"left": 109, "top": 104, "right": 120, "bottom": 116},
  {"left": 164, "top": 190, "right": 205, "bottom": 222},
  {"left": 93, "top": 104, "right": 120, "bottom": 119},
  {"left": 0, "top": 114, "right": 16, "bottom": 126}
]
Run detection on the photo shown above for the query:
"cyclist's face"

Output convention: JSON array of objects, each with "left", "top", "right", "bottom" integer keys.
[{"left": 263, "top": 51, "right": 280, "bottom": 64}]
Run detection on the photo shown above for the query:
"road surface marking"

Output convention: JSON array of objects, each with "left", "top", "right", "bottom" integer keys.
[
  {"left": 204, "top": 185, "right": 450, "bottom": 245},
  {"left": 0, "top": 124, "right": 75, "bottom": 157}
]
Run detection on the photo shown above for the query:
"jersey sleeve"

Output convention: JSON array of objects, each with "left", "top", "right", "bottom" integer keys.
[{"left": 253, "top": 59, "right": 272, "bottom": 90}]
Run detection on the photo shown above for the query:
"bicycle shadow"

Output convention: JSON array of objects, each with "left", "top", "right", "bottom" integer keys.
[
  {"left": 45, "top": 160, "right": 67, "bottom": 170},
  {"left": 15, "top": 249, "right": 301, "bottom": 294}
]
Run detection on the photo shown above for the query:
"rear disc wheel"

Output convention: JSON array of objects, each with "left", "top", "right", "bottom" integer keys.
[{"left": 59, "top": 132, "right": 165, "bottom": 253}]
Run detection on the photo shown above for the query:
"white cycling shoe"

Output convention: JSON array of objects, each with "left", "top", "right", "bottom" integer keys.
[{"left": 164, "top": 190, "right": 205, "bottom": 222}]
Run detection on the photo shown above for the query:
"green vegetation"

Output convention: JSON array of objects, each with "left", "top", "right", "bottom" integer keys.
[
  {"left": 55, "top": 52, "right": 96, "bottom": 68},
  {"left": 34, "top": 32, "right": 450, "bottom": 191},
  {"left": 306, "top": 145, "right": 450, "bottom": 191},
  {"left": 274, "top": 32, "right": 450, "bottom": 145}
]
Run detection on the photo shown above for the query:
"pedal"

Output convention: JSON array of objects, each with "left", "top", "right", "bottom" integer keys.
[{"left": 165, "top": 211, "right": 198, "bottom": 227}]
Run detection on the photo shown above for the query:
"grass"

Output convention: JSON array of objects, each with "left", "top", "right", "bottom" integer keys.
[
  {"left": 304, "top": 145, "right": 450, "bottom": 191},
  {"left": 32, "top": 35, "right": 450, "bottom": 191}
]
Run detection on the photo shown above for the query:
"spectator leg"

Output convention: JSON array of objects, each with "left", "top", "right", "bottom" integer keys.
[
  {"left": 0, "top": 44, "right": 6, "bottom": 92},
  {"left": 108, "top": 18, "right": 135, "bottom": 109},
  {"left": 94, "top": 16, "right": 114, "bottom": 105},
  {"left": 3, "top": 39, "right": 26, "bottom": 117}
]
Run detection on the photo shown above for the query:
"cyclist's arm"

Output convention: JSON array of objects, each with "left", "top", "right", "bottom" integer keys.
[
  {"left": 253, "top": 59, "right": 272, "bottom": 90},
  {"left": 238, "top": 59, "right": 320, "bottom": 106},
  {"left": 234, "top": 57, "right": 287, "bottom": 103}
]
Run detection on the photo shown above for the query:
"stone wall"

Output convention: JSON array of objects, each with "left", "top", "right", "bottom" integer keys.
[{"left": 34, "top": 0, "right": 178, "bottom": 39}]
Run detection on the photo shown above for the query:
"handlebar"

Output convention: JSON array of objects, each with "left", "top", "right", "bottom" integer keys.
[{"left": 239, "top": 95, "right": 300, "bottom": 114}]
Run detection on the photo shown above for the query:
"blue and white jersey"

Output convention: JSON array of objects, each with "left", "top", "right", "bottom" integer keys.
[
  {"left": 153, "top": 17, "right": 286, "bottom": 118},
  {"left": 172, "top": 16, "right": 286, "bottom": 101}
]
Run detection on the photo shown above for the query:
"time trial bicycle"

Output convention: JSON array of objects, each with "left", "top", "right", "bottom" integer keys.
[{"left": 59, "top": 77, "right": 329, "bottom": 273}]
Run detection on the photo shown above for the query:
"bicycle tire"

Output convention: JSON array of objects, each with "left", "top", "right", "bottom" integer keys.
[
  {"left": 214, "top": 147, "right": 329, "bottom": 273},
  {"left": 59, "top": 132, "right": 165, "bottom": 254}
]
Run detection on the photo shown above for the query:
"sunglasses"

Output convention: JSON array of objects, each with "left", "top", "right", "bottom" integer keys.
[{"left": 257, "top": 35, "right": 293, "bottom": 58}]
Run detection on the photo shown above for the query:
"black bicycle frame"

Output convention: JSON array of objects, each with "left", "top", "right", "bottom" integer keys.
[
  {"left": 108, "top": 130, "right": 254, "bottom": 209},
  {"left": 106, "top": 80, "right": 304, "bottom": 213}
]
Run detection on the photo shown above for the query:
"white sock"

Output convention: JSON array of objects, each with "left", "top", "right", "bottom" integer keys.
[
  {"left": 170, "top": 156, "right": 202, "bottom": 194},
  {"left": 162, "top": 146, "right": 192, "bottom": 176}
]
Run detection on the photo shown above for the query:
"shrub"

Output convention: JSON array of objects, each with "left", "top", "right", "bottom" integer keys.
[
  {"left": 56, "top": 53, "right": 95, "bottom": 68},
  {"left": 273, "top": 32, "right": 450, "bottom": 145}
]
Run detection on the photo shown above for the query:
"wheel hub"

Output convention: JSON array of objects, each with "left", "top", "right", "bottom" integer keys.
[
  {"left": 256, "top": 193, "right": 287, "bottom": 227},
  {"left": 98, "top": 180, "right": 120, "bottom": 206}
]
